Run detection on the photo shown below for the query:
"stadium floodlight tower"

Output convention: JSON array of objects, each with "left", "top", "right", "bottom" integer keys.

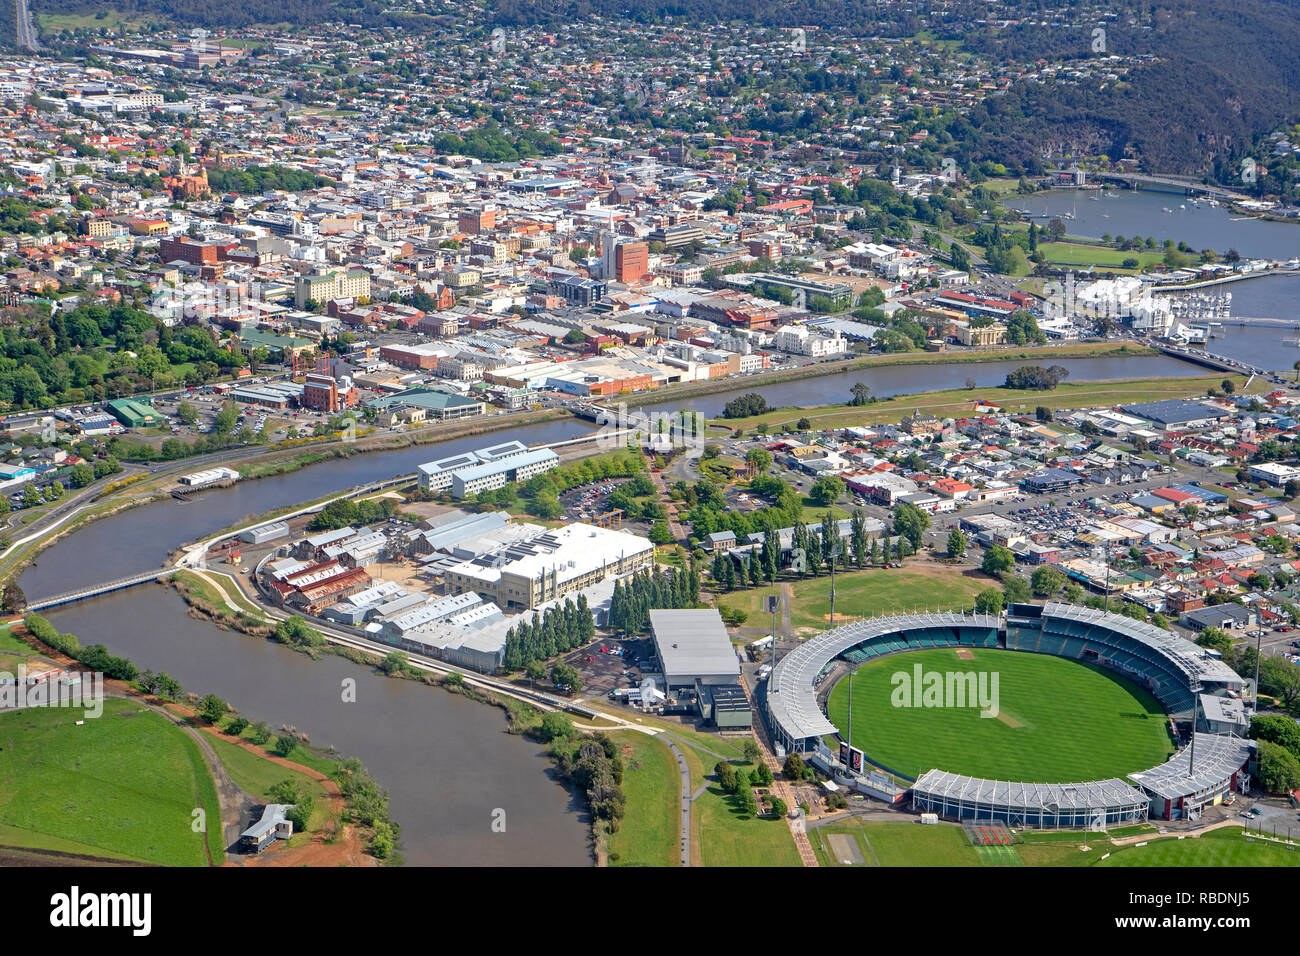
[{"left": 828, "top": 540, "right": 844, "bottom": 628}]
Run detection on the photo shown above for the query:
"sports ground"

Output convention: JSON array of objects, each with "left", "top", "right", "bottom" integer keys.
[{"left": 825, "top": 647, "right": 1176, "bottom": 782}]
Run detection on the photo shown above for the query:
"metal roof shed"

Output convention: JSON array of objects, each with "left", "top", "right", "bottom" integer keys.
[{"left": 649, "top": 609, "right": 739, "bottom": 690}]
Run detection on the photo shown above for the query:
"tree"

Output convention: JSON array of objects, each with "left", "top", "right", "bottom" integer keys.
[
  {"left": 538, "top": 711, "right": 574, "bottom": 742},
  {"left": 1031, "top": 565, "right": 1067, "bottom": 596},
  {"left": 177, "top": 400, "right": 199, "bottom": 425},
  {"left": 975, "top": 587, "right": 1004, "bottom": 615},
  {"left": 716, "top": 760, "right": 737, "bottom": 793},
  {"left": 197, "top": 694, "right": 228, "bottom": 724},
  {"left": 982, "top": 545, "right": 1016, "bottom": 575},
  {"left": 768, "top": 796, "right": 788, "bottom": 818},
  {"left": 745, "top": 447, "right": 773, "bottom": 474},
  {"left": 810, "top": 474, "right": 844, "bottom": 507},
  {"left": 1221, "top": 379, "right": 1235, "bottom": 395},
  {"left": 1255, "top": 739, "right": 1300, "bottom": 794},
  {"left": 273, "top": 734, "right": 296, "bottom": 757},
  {"left": 783, "top": 753, "right": 805, "bottom": 780},
  {"left": 214, "top": 400, "right": 240, "bottom": 435},
  {"left": 1002, "top": 573, "right": 1030, "bottom": 604},
  {"left": 946, "top": 529, "right": 967, "bottom": 558},
  {"left": 648, "top": 521, "right": 673, "bottom": 545},
  {"left": 892, "top": 501, "right": 930, "bottom": 549},
  {"left": 742, "top": 739, "right": 761, "bottom": 762},
  {"left": 1249, "top": 714, "right": 1300, "bottom": 760},
  {"left": 1, "top": 583, "right": 25, "bottom": 613},
  {"left": 849, "top": 382, "right": 872, "bottom": 406}
]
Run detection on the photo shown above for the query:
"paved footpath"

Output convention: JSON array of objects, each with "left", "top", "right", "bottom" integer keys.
[{"left": 741, "top": 674, "right": 819, "bottom": 867}]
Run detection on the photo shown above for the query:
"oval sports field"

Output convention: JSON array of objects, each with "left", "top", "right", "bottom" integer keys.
[{"left": 825, "top": 647, "right": 1177, "bottom": 783}]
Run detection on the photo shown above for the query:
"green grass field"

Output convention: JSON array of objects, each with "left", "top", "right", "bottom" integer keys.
[
  {"left": 722, "top": 568, "right": 987, "bottom": 632},
  {"left": 811, "top": 820, "right": 980, "bottom": 866},
  {"left": 204, "top": 734, "right": 331, "bottom": 841},
  {"left": 826, "top": 648, "right": 1174, "bottom": 782},
  {"left": 693, "top": 780, "right": 803, "bottom": 867},
  {"left": 0, "top": 698, "right": 221, "bottom": 865},
  {"left": 0, "top": 627, "right": 35, "bottom": 655},
  {"left": 1097, "top": 827, "right": 1300, "bottom": 867},
  {"left": 608, "top": 733, "right": 679, "bottom": 867}
]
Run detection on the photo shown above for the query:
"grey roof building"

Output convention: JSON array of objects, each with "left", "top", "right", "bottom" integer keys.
[{"left": 649, "top": 608, "right": 739, "bottom": 691}]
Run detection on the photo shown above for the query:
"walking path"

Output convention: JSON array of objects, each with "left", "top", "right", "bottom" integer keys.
[{"left": 662, "top": 738, "right": 693, "bottom": 867}]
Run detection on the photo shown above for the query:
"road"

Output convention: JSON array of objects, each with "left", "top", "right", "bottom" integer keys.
[{"left": 15, "top": 0, "right": 38, "bottom": 51}]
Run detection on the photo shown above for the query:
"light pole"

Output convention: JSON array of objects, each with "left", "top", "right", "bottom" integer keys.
[{"left": 829, "top": 540, "right": 843, "bottom": 628}]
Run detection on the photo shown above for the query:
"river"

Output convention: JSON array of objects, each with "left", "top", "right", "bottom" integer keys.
[
  {"left": 639, "top": 353, "right": 1194, "bottom": 418},
  {"left": 1004, "top": 188, "right": 1300, "bottom": 261},
  {"left": 1005, "top": 189, "right": 1300, "bottom": 370},
  {"left": 43, "top": 589, "right": 592, "bottom": 867}
]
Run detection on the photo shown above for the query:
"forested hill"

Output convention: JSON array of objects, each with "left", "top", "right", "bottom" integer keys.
[
  {"left": 23, "top": 0, "right": 436, "bottom": 32},
  {"left": 950, "top": 0, "right": 1300, "bottom": 174}
]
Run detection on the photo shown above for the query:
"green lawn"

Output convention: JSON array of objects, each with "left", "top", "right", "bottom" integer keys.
[
  {"left": 0, "top": 627, "right": 34, "bottom": 655},
  {"left": 1036, "top": 241, "right": 1167, "bottom": 272},
  {"left": 205, "top": 733, "right": 331, "bottom": 839},
  {"left": 811, "top": 820, "right": 981, "bottom": 866},
  {"left": 1097, "top": 827, "right": 1300, "bottom": 867},
  {"left": 721, "top": 568, "right": 987, "bottom": 632},
  {"left": 608, "top": 733, "right": 679, "bottom": 867},
  {"left": 693, "top": 780, "right": 802, "bottom": 867},
  {"left": 0, "top": 698, "right": 222, "bottom": 865},
  {"left": 826, "top": 648, "right": 1174, "bottom": 782}
]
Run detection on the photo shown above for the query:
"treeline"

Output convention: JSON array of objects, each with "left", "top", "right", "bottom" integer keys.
[
  {"left": 710, "top": 509, "right": 884, "bottom": 592},
  {"left": 307, "top": 495, "right": 397, "bottom": 532},
  {"left": 501, "top": 594, "right": 596, "bottom": 671},
  {"left": 722, "top": 393, "right": 768, "bottom": 419},
  {"left": 609, "top": 565, "right": 700, "bottom": 635},
  {"left": 208, "top": 164, "right": 333, "bottom": 195},
  {"left": 23, "top": 613, "right": 138, "bottom": 681},
  {"left": 1003, "top": 364, "right": 1070, "bottom": 391},
  {"left": 544, "top": 723, "right": 627, "bottom": 834},
  {"left": 0, "top": 301, "right": 247, "bottom": 410},
  {"left": 683, "top": 473, "right": 801, "bottom": 541},
  {"left": 495, "top": 448, "right": 645, "bottom": 521},
  {"left": 431, "top": 123, "right": 564, "bottom": 163}
]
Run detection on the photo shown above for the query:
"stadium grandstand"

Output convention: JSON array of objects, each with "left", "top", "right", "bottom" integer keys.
[
  {"left": 911, "top": 772, "right": 1150, "bottom": 828},
  {"left": 1005, "top": 602, "right": 1243, "bottom": 718}
]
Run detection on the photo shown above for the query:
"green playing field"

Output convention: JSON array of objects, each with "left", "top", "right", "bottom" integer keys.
[{"left": 826, "top": 647, "right": 1175, "bottom": 782}]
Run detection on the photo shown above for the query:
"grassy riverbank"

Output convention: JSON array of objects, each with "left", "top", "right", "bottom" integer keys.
[
  {"left": 711, "top": 371, "right": 1255, "bottom": 432},
  {"left": 613, "top": 341, "right": 1158, "bottom": 411}
]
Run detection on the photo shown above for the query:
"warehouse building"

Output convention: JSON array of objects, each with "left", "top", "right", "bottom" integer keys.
[
  {"left": 443, "top": 522, "right": 654, "bottom": 610},
  {"left": 649, "top": 608, "right": 741, "bottom": 694},
  {"left": 107, "top": 397, "right": 163, "bottom": 428},
  {"left": 240, "top": 521, "right": 290, "bottom": 545}
]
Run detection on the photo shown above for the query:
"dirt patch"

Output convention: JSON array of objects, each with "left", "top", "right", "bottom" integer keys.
[
  {"left": 954, "top": 649, "right": 974, "bottom": 660},
  {"left": 994, "top": 709, "right": 1024, "bottom": 729}
]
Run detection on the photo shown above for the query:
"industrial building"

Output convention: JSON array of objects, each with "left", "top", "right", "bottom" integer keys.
[
  {"left": 443, "top": 521, "right": 654, "bottom": 610},
  {"left": 648, "top": 608, "right": 747, "bottom": 727},
  {"left": 240, "top": 521, "right": 290, "bottom": 545},
  {"left": 649, "top": 609, "right": 741, "bottom": 693},
  {"left": 106, "top": 397, "right": 163, "bottom": 428}
]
